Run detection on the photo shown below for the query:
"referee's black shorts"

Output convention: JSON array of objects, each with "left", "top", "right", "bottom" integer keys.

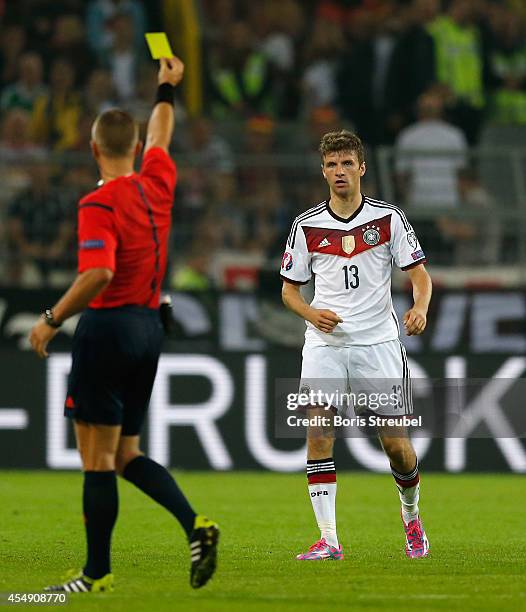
[{"left": 65, "top": 306, "right": 164, "bottom": 435}]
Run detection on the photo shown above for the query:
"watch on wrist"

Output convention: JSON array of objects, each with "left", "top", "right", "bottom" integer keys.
[{"left": 42, "top": 308, "right": 62, "bottom": 328}]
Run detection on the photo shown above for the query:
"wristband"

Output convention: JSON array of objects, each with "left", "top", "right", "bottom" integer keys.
[{"left": 155, "top": 83, "right": 175, "bottom": 106}]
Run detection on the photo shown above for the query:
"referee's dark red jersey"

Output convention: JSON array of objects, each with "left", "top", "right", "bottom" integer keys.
[{"left": 77, "top": 147, "right": 175, "bottom": 309}]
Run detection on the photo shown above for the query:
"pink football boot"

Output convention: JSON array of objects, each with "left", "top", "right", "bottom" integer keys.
[
  {"left": 296, "top": 538, "right": 344, "bottom": 560},
  {"left": 402, "top": 513, "right": 430, "bottom": 558}
]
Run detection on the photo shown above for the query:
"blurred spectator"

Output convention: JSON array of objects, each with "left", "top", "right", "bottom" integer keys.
[
  {"left": 25, "top": 5, "right": 56, "bottom": 57},
  {"left": 507, "top": 0, "right": 526, "bottom": 22},
  {"left": 337, "top": 5, "right": 410, "bottom": 144},
  {"left": 386, "top": 0, "right": 439, "bottom": 135},
  {"left": 175, "top": 117, "right": 240, "bottom": 249},
  {"left": 427, "top": 0, "right": 486, "bottom": 143},
  {"left": 202, "top": 0, "right": 237, "bottom": 45},
  {"left": 245, "top": 2, "right": 271, "bottom": 42},
  {"left": 31, "top": 57, "right": 82, "bottom": 150},
  {"left": 395, "top": 88, "right": 468, "bottom": 264},
  {"left": 395, "top": 88, "right": 468, "bottom": 209},
  {"left": 70, "top": 114, "right": 95, "bottom": 153},
  {"left": 124, "top": 62, "right": 157, "bottom": 128},
  {"left": 260, "top": 0, "right": 303, "bottom": 72},
  {"left": 189, "top": 117, "right": 238, "bottom": 242},
  {"left": 316, "top": 0, "right": 404, "bottom": 23},
  {"left": 238, "top": 115, "right": 284, "bottom": 254},
  {"left": 306, "top": 106, "right": 342, "bottom": 147},
  {"left": 103, "top": 12, "right": 143, "bottom": 102},
  {"left": 301, "top": 18, "right": 345, "bottom": 113},
  {"left": 6, "top": 162, "right": 74, "bottom": 284},
  {"left": 0, "top": 24, "right": 26, "bottom": 88},
  {"left": 369, "top": 7, "right": 408, "bottom": 143},
  {"left": 62, "top": 115, "right": 99, "bottom": 202},
  {"left": 436, "top": 168, "right": 500, "bottom": 265},
  {"left": 195, "top": 210, "right": 244, "bottom": 254},
  {"left": 171, "top": 250, "right": 213, "bottom": 291},
  {"left": 207, "top": 21, "right": 274, "bottom": 118},
  {"left": 17, "top": 1, "right": 88, "bottom": 56},
  {"left": 0, "top": 109, "right": 46, "bottom": 217},
  {"left": 258, "top": 0, "right": 304, "bottom": 118},
  {"left": 337, "top": 11, "right": 376, "bottom": 141},
  {"left": 187, "top": 116, "right": 236, "bottom": 201},
  {"left": 189, "top": 117, "right": 235, "bottom": 175},
  {"left": 0, "top": 109, "right": 45, "bottom": 160},
  {"left": 487, "top": 8, "right": 526, "bottom": 124},
  {"left": 286, "top": 106, "right": 342, "bottom": 210},
  {"left": 48, "top": 14, "right": 95, "bottom": 85},
  {"left": 84, "top": 68, "right": 117, "bottom": 116},
  {"left": 178, "top": 117, "right": 235, "bottom": 212},
  {"left": 0, "top": 52, "right": 47, "bottom": 114},
  {"left": 86, "top": 0, "right": 147, "bottom": 57}
]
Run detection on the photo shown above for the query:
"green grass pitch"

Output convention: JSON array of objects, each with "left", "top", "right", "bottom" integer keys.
[{"left": 1, "top": 471, "right": 525, "bottom": 611}]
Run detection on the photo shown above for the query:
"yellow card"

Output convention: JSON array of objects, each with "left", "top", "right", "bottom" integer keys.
[{"left": 145, "top": 32, "right": 174, "bottom": 59}]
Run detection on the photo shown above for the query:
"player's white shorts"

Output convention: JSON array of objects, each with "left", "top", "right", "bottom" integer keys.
[{"left": 299, "top": 339, "right": 412, "bottom": 416}]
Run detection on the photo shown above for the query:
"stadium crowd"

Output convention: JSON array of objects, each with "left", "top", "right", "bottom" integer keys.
[{"left": 0, "top": 0, "right": 525, "bottom": 287}]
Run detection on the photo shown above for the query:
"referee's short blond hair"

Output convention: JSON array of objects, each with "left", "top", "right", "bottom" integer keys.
[
  {"left": 92, "top": 109, "right": 139, "bottom": 158},
  {"left": 319, "top": 130, "right": 365, "bottom": 165}
]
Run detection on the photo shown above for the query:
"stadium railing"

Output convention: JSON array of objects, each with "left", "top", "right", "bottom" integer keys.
[{"left": 1, "top": 145, "right": 525, "bottom": 289}]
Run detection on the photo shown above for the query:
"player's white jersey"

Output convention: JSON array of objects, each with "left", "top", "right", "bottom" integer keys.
[{"left": 280, "top": 195, "right": 426, "bottom": 347}]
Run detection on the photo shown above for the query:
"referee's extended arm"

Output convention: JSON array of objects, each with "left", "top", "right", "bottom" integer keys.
[{"left": 144, "top": 56, "right": 184, "bottom": 154}]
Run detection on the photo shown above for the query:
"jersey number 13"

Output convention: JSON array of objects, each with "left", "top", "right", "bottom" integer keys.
[{"left": 342, "top": 265, "right": 359, "bottom": 289}]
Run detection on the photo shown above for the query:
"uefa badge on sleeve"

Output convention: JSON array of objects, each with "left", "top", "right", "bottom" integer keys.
[
  {"left": 406, "top": 231, "right": 418, "bottom": 249},
  {"left": 281, "top": 252, "right": 293, "bottom": 271}
]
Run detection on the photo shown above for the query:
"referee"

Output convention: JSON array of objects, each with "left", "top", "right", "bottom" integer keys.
[{"left": 29, "top": 56, "right": 219, "bottom": 593}]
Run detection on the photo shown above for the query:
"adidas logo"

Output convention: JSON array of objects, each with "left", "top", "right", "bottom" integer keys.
[{"left": 318, "top": 238, "right": 331, "bottom": 248}]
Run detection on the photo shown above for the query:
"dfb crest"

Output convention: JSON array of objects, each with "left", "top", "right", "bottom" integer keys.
[{"left": 362, "top": 225, "right": 381, "bottom": 246}]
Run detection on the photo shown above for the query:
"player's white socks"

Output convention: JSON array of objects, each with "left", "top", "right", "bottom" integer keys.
[
  {"left": 398, "top": 482, "right": 420, "bottom": 523},
  {"left": 391, "top": 461, "right": 420, "bottom": 524},
  {"left": 307, "top": 458, "right": 339, "bottom": 548}
]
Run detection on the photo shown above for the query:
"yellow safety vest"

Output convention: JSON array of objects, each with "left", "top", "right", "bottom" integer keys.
[
  {"left": 212, "top": 53, "right": 270, "bottom": 116},
  {"left": 490, "top": 49, "right": 526, "bottom": 123},
  {"left": 428, "top": 16, "right": 485, "bottom": 108},
  {"left": 492, "top": 90, "right": 526, "bottom": 124}
]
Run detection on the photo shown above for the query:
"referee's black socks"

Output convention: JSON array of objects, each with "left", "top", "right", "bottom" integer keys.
[
  {"left": 123, "top": 455, "right": 196, "bottom": 537},
  {"left": 83, "top": 470, "right": 118, "bottom": 580}
]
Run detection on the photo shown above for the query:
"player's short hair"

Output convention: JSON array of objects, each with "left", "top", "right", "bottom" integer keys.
[
  {"left": 319, "top": 130, "right": 365, "bottom": 165},
  {"left": 91, "top": 109, "right": 139, "bottom": 158}
]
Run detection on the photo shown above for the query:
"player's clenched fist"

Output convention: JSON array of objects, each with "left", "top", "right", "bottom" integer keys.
[
  {"left": 308, "top": 309, "right": 343, "bottom": 334},
  {"left": 403, "top": 307, "right": 427, "bottom": 336},
  {"left": 158, "top": 56, "right": 184, "bottom": 87}
]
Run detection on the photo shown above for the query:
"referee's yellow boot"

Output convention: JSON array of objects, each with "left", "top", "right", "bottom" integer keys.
[
  {"left": 189, "top": 515, "right": 220, "bottom": 589},
  {"left": 44, "top": 570, "right": 114, "bottom": 593}
]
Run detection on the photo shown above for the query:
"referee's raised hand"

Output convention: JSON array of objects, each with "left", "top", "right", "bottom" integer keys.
[
  {"left": 145, "top": 56, "right": 183, "bottom": 152},
  {"left": 158, "top": 56, "right": 184, "bottom": 87}
]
